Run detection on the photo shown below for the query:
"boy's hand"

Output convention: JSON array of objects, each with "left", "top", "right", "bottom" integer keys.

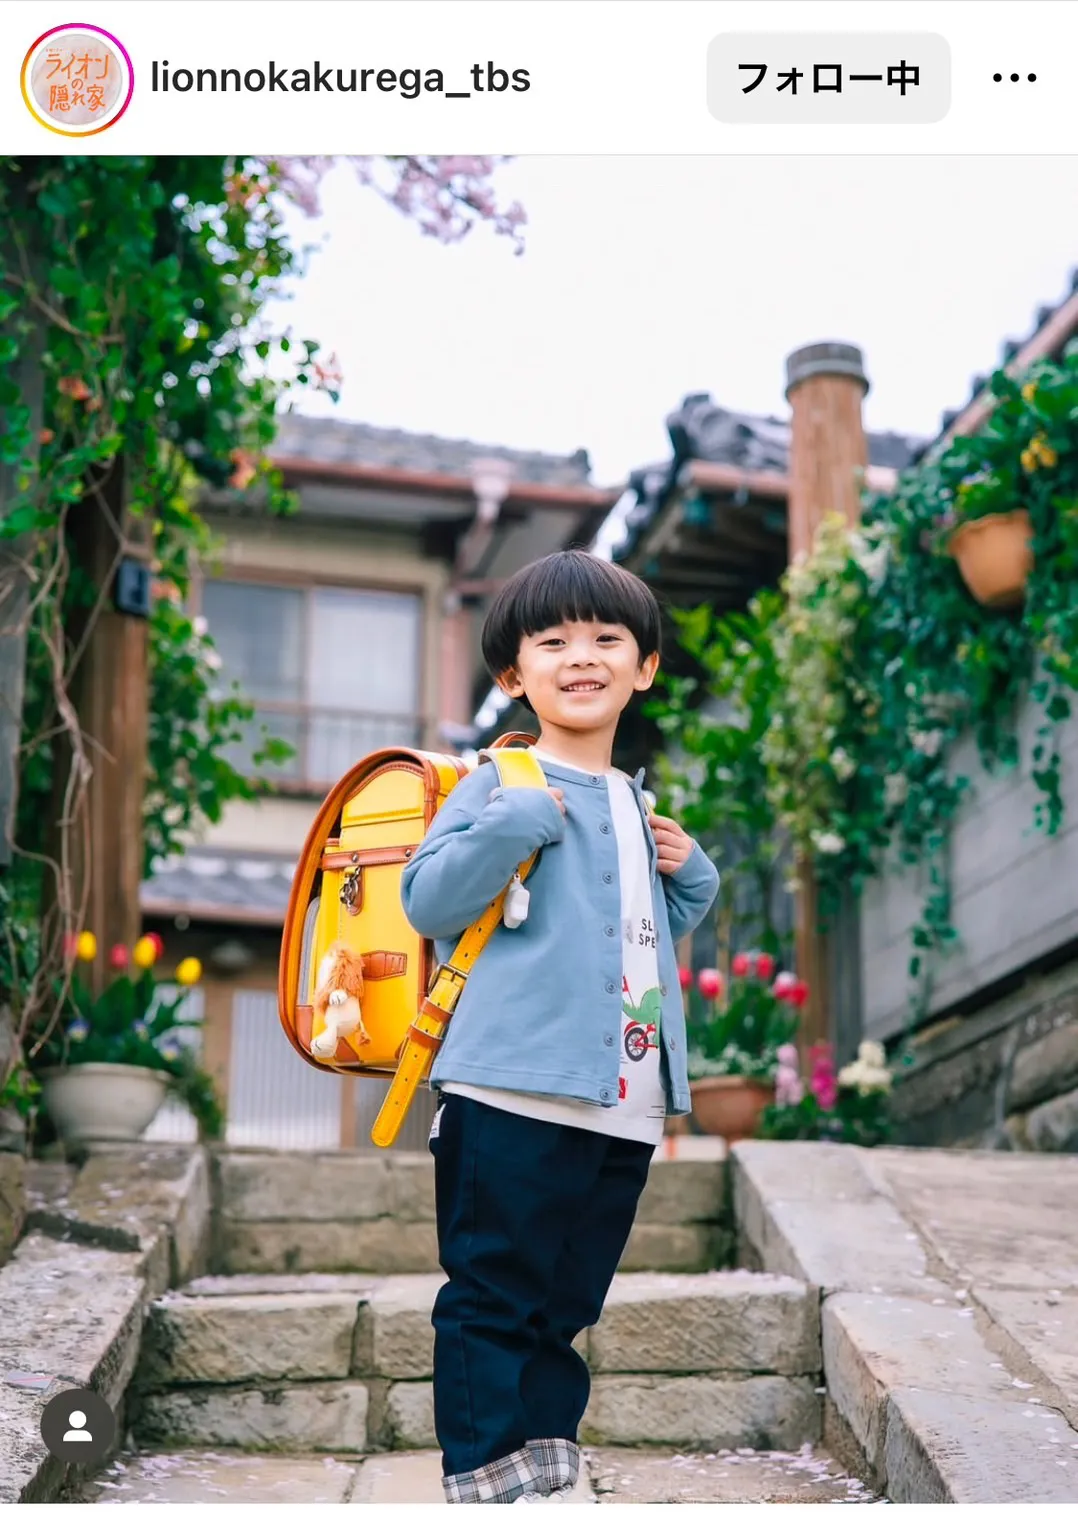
[
  {"left": 647, "top": 813, "right": 693, "bottom": 875},
  {"left": 549, "top": 787, "right": 566, "bottom": 817}
]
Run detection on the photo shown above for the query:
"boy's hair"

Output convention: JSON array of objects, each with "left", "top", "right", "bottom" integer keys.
[{"left": 481, "top": 550, "right": 662, "bottom": 709}]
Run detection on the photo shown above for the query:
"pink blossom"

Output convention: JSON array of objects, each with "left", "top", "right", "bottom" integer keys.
[
  {"left": 678, "top": 966, "right": 693, "bottom": 990},
  {"left": 731, "top": 952, "right": 751, "bottom": 977},
  {"left": 697, "top": 967, "right": 724, "bottom": 1000},
  {"left": 755, "top": 952, "right": 775, "bottom": 981},
  {"left": 808, "top": 1043, "right": 839, "bottom": 1111}
]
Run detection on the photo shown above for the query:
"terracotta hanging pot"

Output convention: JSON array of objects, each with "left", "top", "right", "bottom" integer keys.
[{"left": 948, "top": 509, "right": 1033, "bottom": 608}]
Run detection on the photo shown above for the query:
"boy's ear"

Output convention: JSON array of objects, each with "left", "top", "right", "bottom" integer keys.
[
  {"left": 634, "top": 651, "right": 660, "bottom": 692},
  {"left": 495, "top": 666, "right": 525, "bottom": 699}
]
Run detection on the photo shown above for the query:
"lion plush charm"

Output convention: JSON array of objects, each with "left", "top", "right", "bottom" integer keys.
[{"left": 310, "top": 941, "right": 370, "bottom": 1060}]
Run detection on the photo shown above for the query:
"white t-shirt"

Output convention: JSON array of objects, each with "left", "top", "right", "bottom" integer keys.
[{"left": 442, "top": 749, "right": 667, "bottom": 1146}]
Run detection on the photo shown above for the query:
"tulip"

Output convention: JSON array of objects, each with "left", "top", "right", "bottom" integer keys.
[
  {"left": 696, "top": 967, "right": 723, "bottom": 1000},
  {"left": 133, "top": 935, "right": 159, "bottom": 970},
  {"left": 63, "top": 932, "right": 79, "bottom": 960},
  {"left": 109, "top": 943, "right": 130, "bottom": 970},
  {"left": 731, "top": 952, "right": 751, "bottom": 976},
  {"left": 755, "top": 952, "right": 775, "bottom": 981},
  {"left": 147, "top": 931, "right": 165, "bottom": 957},
  {"left": 677, "top": 966, "right": 693, "bottom": 990},
  {"left": 176, "top": 957, "right": 202, "bottom": 987},
  {"left": 773, "top": 971, "right": 798, "bottom": 1001},
  {"left": 788, "top": 980, "right": 810, "bottom": 1008},
  {"left": 76, "top": 931, "right": 97, "bottom": 962}
]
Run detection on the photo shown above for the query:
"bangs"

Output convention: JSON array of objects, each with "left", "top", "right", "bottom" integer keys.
[{"left": 481, "top": 549, "right": 662, "bottom": 686}]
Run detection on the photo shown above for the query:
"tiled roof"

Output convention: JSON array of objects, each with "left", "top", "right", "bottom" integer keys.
[
  {"left": 271, "top": 413, "right": 594, "bottom": 488},
  {"left": 617, "top": 393, "right": 924, "bottom": 565},
  {"left": 140, "top": 849, "right": 296, "bottom": 925},
  {"left": 909, "top": 264, "right": 1078, "bottom": 463}
]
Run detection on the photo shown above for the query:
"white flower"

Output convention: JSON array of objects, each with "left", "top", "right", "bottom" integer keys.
[
  {"left": 831, "top": 748, "right": 856, "bottom": 782},
  {"left": 910, "top": 729, "right": 943, "bottom": 758},
  {"left": 203, "top": 650, "right": 222, "bottom": 672},
  {"left": 884, "top": 772, "right": 909, "bottom": 808},
  {"left": 812, "top": 831, "right": 846, "bottom": 855},
  {"left": 192, "top": 615, "right": 209, "bottom": 637},
  {"left": 858, "top": 1040, "right": 887, "bottom": 1067}
]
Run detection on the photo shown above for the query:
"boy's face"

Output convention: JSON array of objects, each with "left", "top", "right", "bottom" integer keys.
[{"left": 496, "top": 619, "right": 659, "bottom": 734}]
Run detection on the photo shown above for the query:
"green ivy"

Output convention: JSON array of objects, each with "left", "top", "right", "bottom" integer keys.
[{"left": 655, "top": 349, "right": 1078, "bottom": 1029}]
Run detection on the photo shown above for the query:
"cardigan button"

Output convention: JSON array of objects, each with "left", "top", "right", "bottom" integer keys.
[
  {"left": 604, "top": 925, "right": 616, "bottom": 937},
  {"left": 603, "top": 1033, "right": 614, "bottom": 1047},
  {"left": 603, "top": 871, "right": 613, "bottom": 884},
  {"left": 600, "top": 822, "right": 611, "bottom": 834},
  {"left": 589, "top": 774, "right": 600, "bottom": 785},
  {"left": 605, "top": 981, "right": 617, "bottom": 994}
]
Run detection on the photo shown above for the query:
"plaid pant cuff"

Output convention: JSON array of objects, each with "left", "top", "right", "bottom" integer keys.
[
  {"left": 526, "top": 1438, "right": 581, "bottom": 1494},
  {"left": 442, "top": 1445, "right": 543, "bottom": 1504}
]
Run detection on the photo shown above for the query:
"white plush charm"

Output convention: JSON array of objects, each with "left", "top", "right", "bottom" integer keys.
[
  {"left": 310, "top": 941, "right": 370, "bottom": 1058},
  {"left": 502, "top": 871, "right": 530, "bottom": 929}
]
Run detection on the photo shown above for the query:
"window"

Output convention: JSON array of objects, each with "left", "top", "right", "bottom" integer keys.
[{"left": 201, "top": 579, "right": 423, "bottom": 787}]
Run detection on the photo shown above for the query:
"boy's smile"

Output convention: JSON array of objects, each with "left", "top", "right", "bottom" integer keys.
[{"left": 496, "top": 619, "right": 659, "bottom": 768}]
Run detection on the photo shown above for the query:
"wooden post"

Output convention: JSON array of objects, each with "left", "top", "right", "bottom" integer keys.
[
  {"left": 48, "top": 459, "right": 150, "bottom": 997},
  {"left": 784, "top": 342, "right": 870, "bottom": 1048}
]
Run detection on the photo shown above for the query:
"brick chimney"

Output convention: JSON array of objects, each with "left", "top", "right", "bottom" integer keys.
[{"left": 784, "top": 342, "right": 869, "bottom": 562}]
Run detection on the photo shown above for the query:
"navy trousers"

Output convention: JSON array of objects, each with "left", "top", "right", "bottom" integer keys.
[{"left": 429, "top": 1092, "right": 654, "bottom": 1480}]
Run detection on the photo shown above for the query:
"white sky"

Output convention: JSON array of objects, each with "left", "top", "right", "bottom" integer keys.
[{"left": 269, "top": 156, "right": 1078, "bottom": 487}]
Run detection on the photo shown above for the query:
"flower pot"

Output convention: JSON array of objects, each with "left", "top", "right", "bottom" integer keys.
[
  {"left": 38, "top": 1063, "right": 171, "bottom": 1144},
  {"left": 948, "top": 509, "right": 1033, "bottom": 608},
  {"left": 689, "top": 1075, "right": 773, "bottom": 1143}
]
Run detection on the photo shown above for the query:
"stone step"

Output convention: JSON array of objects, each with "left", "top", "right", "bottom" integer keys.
[
  {"left": 209, "top": 1141, "right": 728, "bottom": 1276},
  {"left": 78, "top": 1445, "right": 879, "bottom": 1504},
  {"left": 129, "top": 1269, "right": 823, "bottom": 1455}
]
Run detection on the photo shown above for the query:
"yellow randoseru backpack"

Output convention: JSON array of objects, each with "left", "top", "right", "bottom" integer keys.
[{"left": 278, "top": 733, "right": 546, "bottom": 1148}]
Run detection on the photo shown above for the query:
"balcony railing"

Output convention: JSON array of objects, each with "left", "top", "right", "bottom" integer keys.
[{"left": 230, "top": 704, "right": 427, "bottom": 790}]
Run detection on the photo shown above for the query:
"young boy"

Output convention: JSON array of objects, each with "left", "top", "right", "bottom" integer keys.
[{"left": 401, "top": 549, "right": 719, "bottom": 1504}]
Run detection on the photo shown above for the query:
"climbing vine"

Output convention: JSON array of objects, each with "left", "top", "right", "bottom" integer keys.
[
  {"left": 655, "top": 349, "right": 1078, "bottom": 1028},
  {"left": 0, "top": 154, "right": 524, "bottom": 1080}
]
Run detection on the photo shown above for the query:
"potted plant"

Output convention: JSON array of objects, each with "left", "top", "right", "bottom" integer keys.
[
  {"left": 684, "top": 952, "right": 806, "bottom": 1142},
  {"left": 34, "top": 931, "right": 224, "bottom": 1146},
  {"left": 758, "top": 1039, "right": 893, "bottom": 1147},
  {"left": 946, "top": 465, "right": 1036, "bottom": 608}
]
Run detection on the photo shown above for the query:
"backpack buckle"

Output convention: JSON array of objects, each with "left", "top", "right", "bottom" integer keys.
[{"left": 339, "top": 857, "right": 363, "bottom": 914}]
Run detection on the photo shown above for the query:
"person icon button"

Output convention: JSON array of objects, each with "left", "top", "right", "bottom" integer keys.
[
  {"left": 64, "top": 1408, "right": 93, "bottom": 1442},
  {"left": 39, "top": 1386, "right": 116, "bottom": 1465}
]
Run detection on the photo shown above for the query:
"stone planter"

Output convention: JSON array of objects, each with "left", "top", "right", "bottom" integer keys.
[
  {"left": 948, "top": 509, "right": 1033, "bottom": 608},
  {"left": 38, "top": 1062, "right": 171, "bottom": 1144},
  {"left": 689, "top": 1076, "right": 772, "bottom": 1143}
]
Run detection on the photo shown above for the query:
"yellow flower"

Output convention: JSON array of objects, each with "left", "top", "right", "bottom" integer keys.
[
  {"left": 132, "top": 935, "right": 158, "bottom": 970},
  {"left": 176, "top": 957, "right": 202, "bottom": 987},
  {"left": 1020, "top": 448, "right": 1036, "bottom": 474},
  {"left": 76, "top": 931, "right": 97, "bottom": 962},
  {"left": 1037, "top": 441, "right": 1058, "bottom": 468},
  {"left": 1022, "top": 381, "right": 1037, "bottom": 403}
]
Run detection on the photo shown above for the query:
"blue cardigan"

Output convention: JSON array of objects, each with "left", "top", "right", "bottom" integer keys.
[{"left": 400, "top": 754, "right": 720, "bottom": 1115}]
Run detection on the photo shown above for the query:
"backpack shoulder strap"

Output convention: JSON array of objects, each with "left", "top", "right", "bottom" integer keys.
[{"left": 370, "top": 743, "right": 547, "bottom": 1148}]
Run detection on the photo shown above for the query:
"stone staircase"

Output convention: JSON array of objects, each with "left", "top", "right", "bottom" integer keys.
[
  {"left": 125, "top": 1142, "right": 829, "bottom": 1462},
  {"left": 1, "top": 1138, "right": 895, "bottom": 1503}
]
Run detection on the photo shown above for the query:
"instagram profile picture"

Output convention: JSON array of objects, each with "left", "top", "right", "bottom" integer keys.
[{"left": 21, "top": 23, "right": 134, "bottom": 136}]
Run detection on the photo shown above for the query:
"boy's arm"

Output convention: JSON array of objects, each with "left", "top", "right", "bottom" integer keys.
[
  {"left": 662, "top": 842, "right": 720, "bottom": 944},
  {"left": 401, "top": 764, "right": 566, "bottom": 940}
]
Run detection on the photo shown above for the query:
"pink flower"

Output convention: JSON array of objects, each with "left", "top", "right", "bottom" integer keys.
[
  {"left": 808, "top": 1043, "right": 839, "bottom": 1111},
  {"left": 109, "top": 943, "right": 130, "bottom": 971},
  {"left": 678, "top": 966, "right": 693, "bottom": 990},
  {"left": 773, "top": 971, "right": 798, "bottom": 1001},
  {"left": 788, "top": 980, "right": 810, "bottom": 1008},
  {"left": 731, "top": 952, "right": 751, "bottom": 977},
  {"left": 697, "top": 967, "right": 724, "bottom": 1000},
  {"left": 755, "top": 952, "right": 775, "bottom": 981}
]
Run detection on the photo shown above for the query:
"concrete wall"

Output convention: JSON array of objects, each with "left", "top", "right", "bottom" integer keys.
[{"left": 859, "top": 687, "right": 1078, "bottom": 1042}]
